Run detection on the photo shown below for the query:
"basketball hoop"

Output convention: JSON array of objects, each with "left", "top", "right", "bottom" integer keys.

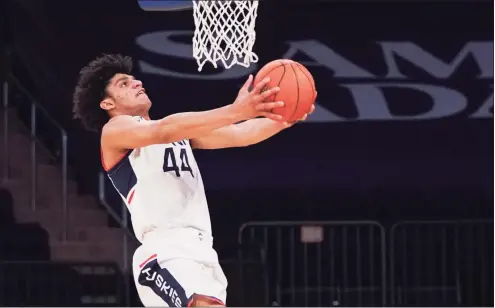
[{"left": 192, "top": 0, "right": 260, "bottom": 71}]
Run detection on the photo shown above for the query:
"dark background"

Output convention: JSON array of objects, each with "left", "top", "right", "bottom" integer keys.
[{"left": 0, "top": 0, "right": 493, "bottom": 306}]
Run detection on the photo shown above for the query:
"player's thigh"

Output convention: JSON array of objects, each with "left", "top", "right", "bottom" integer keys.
[
  {"left": 159, "top": 259, "right": 227, "bottom": 306},
  {"left": 133, "top": 255, "right": 226, "bottom": 307}
]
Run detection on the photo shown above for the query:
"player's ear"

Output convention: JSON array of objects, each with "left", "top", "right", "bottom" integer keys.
[{"left": 100, "top": 98, "right": 115, "bottom": 111}]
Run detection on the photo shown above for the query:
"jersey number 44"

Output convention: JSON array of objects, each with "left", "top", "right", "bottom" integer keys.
[{"left": 163, "top": 147, "right": 194, "bottom": 178}]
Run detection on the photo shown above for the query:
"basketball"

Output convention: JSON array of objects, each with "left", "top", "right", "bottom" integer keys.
[{"left": 254, "top": 59, "right": 316, "bottom": 122}]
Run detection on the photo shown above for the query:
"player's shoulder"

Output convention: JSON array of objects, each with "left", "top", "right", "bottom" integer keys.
[
  {"left": 132, "top": 116, "right": 147, "bottom": 122},
  {"left": 110, "top": 115, "right": 146, "bottom": 123},
  {"left": 103, "top": 115, "right": 145, "bottom": 129},
  {"left": 101, "top": 116, "right": 148, "bottom": 143}
]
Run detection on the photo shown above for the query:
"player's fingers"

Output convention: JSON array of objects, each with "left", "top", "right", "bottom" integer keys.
[
  {"left": 299, "top": 114, "right": 308, "bottom": 121},
  {"left": 308, "top": 104, "right": 315, "bottom": 114},
  {"left": 258, "top": 86, "right": 280, "bottom": 100},
  {"left": 240, "top": 74, "right": 253, "bottom": 92},
  {"left": 251, "top": 77, "right": 271, "bottom": 94},
  {"left": 259, "top": 112, "right": 283, "bottom": 121},
  {"left": 315, "top": 91, "right": 318, "bottom": 100},
  {"left": 255, "top": 101, "right": 284, "bottom": 111}
]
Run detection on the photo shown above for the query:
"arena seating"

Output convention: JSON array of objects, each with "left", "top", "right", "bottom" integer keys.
[
  {"left": 0, "top": 85, "right": 136, "bottom": 269},
  {"left": 0, "top": 187, "right": 51, "bottom": 260}
]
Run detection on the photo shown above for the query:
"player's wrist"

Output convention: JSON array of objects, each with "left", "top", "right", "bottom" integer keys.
[{"left": 227, "top": 103, "right": 250, "bottom": 122}]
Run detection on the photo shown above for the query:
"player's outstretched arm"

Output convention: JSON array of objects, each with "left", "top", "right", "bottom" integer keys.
[
  {"left": 190, "top": 118, "right": 285, "bottom": 149},
  {"left": 191, "top": 104, "right": 315, "bottom": 149},
  {"left": 102, "top": 76, "right": 282, "bottom": 150}
]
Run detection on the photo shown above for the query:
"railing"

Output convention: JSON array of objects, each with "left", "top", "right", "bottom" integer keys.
[
  {"left": 0, "top": 255, "right": 268, "bottom": 306},
  {"left": 239, "top": 220, "right": 493, "bottom": 307},
  {"left": 1, "top": 75, "right": 68, "bottom": 240},
  {"left": 0, "top": 261, "right": 125, "bottom": 306},
  {"left": 239, "top": 221, "right": 388, "bottom": 307},
  {"left": 389, "top": 220, "right": 493, "bottom": 307}
]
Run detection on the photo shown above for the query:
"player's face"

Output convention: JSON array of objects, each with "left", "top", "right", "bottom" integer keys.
[{"left": 101, "top": 73, "right": 152, "bottom": 115}]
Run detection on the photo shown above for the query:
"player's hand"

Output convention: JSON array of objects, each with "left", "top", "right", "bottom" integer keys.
[
  {"left": 282, "top": 93, "right": 317, "bottom": 128},
  {"left": 233, "top": 75, "right": 284, "bottom": 121}
]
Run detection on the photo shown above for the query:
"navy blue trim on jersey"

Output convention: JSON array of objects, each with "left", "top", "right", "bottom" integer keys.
[
  {"left": 107, "top": 151, "right": 137, "bottom": 199},
  {"left": 138, "top": 259, "right": 188, "bottom": 307}
]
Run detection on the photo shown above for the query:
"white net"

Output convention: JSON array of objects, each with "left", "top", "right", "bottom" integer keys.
[{"left": 192, "top": 0, "right": 260, "bottom": 71}]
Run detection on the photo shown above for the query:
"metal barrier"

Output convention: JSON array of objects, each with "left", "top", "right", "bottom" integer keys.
[
  {"left": 390, "top": 220, "right": 493, "bottom": 307},
  {"left": 1, "top": 76, "right": 68, "bottom": 240},
  {"left": 0, "top": 261, "right": 125, "bottom": 306},
  {"left": 239, "top": 221, "right": 387, "bottom": 307},
  {"left": 219, "top": 244, "right": 270, "bottom": 307}
]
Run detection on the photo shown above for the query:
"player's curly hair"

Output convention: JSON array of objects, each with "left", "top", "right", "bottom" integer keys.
[{"left": 72, "top": 54, "right": 133, "bottom": 131}]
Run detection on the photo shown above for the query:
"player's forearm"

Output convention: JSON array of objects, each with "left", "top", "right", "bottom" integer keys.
[
  {"left": 235, "top": 118, "right": 287, "bottom": 146},
  {"left": 156, "top": 105, "right": 245, "bottom": 143}
]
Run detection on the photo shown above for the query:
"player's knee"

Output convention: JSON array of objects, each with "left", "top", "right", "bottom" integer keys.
[{"left": 188, "top": 294, "right": 225, "bottom": 307}]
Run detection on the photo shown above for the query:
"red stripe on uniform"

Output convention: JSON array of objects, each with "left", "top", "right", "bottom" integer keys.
[
  {"left": 139, "top": 254, "right": 157, "bottom": 268},
  {"left": 128, "top": 190, "right": 136, "bottom": 204}
]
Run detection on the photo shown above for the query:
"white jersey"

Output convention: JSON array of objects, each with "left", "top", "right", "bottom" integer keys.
[{"left": 103, "top": 116, "right": 217, "bottom": 263}]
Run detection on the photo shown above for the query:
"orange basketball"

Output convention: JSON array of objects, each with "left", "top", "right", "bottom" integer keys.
[{"left": 254, "top": 59, "right": 316, "bottom": 122}]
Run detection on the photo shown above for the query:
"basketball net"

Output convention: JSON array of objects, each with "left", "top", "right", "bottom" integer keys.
[{"left": 192, "top": 0, "right": 260, "bottom": 72}]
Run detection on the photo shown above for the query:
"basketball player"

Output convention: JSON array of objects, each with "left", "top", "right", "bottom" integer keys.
[{"left": 72, "top": 54, "right": 314, "bottom": 307}]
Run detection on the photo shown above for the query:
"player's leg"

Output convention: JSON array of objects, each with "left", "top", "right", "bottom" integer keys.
[
  {"left": 134, "top": 254, "right": 188, "bottom": 307},
  {"left": 187, "top": 262, "right": 228, "bottom": 307},
  {"left": 133, "top": 251, "right": 227, "bottom": 307},
  {"left": 188, "top": 295, "right": 225, "bottom": 307}
]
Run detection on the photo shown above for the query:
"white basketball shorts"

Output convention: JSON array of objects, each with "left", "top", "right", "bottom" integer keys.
[{"left": 133, "top": 244, "right": 228, "bottom": 307}]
